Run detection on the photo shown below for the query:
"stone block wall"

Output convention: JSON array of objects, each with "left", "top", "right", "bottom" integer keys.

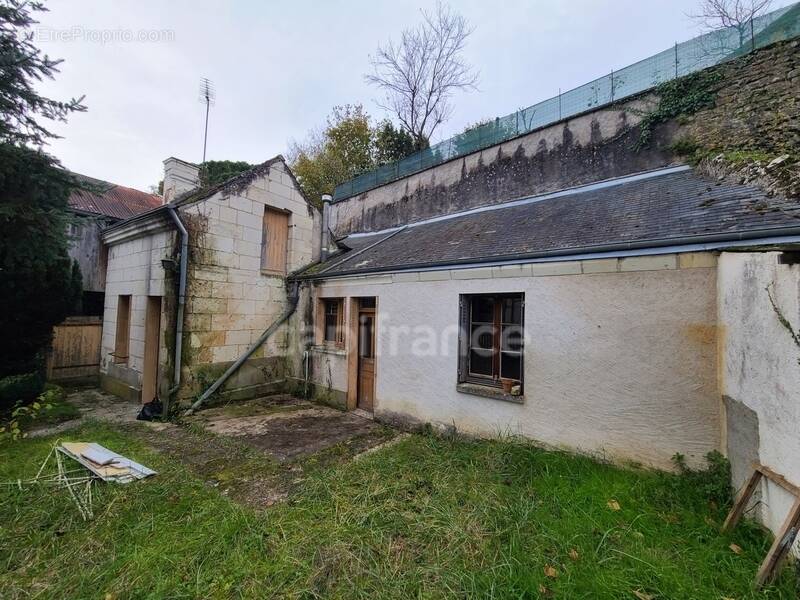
[
  {"left": 100, "top": 223, "right": 174, "bottom": 399},
  {"left": 177, "top": 161, "right": 318, "bottom": 400}
]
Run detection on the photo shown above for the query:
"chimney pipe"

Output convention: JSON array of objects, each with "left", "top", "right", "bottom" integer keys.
[{"left": 320, "top": 194, "right": 332, "bottom": 261}]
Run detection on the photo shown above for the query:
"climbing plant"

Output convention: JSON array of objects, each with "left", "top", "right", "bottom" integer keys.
[{"left": 635, "top": 70, "right": 722, "bottom": 149}]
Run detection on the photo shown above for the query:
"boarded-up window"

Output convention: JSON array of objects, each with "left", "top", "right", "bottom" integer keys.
[
  {"left": 114, "top": 295, "right": 131, "bottom": 364},
  {"left": 261, "top": 207, "right": 290, "bottom": 274}
]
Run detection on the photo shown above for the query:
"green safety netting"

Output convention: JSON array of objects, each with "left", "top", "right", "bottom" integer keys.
[{"left": 334, "top": 2, "right": 800, "bottom": 201}]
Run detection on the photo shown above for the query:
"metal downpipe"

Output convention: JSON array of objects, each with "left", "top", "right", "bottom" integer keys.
[
  {"left": 166, "top": 207, "right": 189, "bottom": 410},
  {"left": 184, "top": 281, "right": 301, "bottom": 415}
]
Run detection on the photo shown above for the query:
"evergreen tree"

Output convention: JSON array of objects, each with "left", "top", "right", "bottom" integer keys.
[{"left": 0, "top": 0, "right": 85, "bottom": 379}]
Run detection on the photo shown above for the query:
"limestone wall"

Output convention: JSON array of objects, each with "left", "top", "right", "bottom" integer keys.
[
  {"left": 100, "top": 223, "right": 174, "bottom": 400},
  {"left": 177, "top": 161, "right": 319, "bottom": 400},
  {"left": 100, "top": 160, "right": 320, "bottom": 403}
]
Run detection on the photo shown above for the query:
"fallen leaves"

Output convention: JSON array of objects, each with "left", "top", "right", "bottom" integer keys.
[
  {"left": 544, "top": 564, "right": 558, "bottom": 578},
  {"left": 729, "top": 543, "right": 742, "bottom": 555},
  {"left": 568, "top": 548, "right": 580, "bottom": 561},
  {"left": 607, "top": 499, "right": 621, "bottom": 511},
  {"left": 632, "top": 590, "right": 654, "bottom": 600}
]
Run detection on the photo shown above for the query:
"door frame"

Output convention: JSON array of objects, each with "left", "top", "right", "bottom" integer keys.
[
  {"left": 141, "top": 296, "right": 162, "bottom": 404},
  {"left": 346, "top": 297, "right": 378, "bottom": 411}
]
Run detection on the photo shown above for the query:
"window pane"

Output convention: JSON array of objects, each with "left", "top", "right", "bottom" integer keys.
[
  {"left": 471, "top": 296, "right": 494, "bottom": 323},
  {"left": 324, "top": 300, "right": 339, "bottom": 342},
  {"left": 359, "top": 314, "right": 374, "bottom": 358},
  {"left": 500, "top": 352, "right": 522, "bottom": 381},
  {"left": 501, "top": 325, "right": 523, "bottom": 352},
  {"left": 470, "top": 324, "right": 494, "bottom": 350},
  {"left": 469, "top": 349, "right": 493, "bottom": 376},
  {"left": 502, "top": 297, "right": 523, "bottom": 324}
]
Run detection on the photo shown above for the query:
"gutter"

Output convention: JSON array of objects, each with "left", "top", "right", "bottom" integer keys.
[
  {"left": 166, "top": 206, "right": 188, "bottom": 412},
  {"left": 293, "top": 227, "right": 800, "bottom": 281},
  {"left": 184, "top": 281, "right": 301, "bottom": 415}
]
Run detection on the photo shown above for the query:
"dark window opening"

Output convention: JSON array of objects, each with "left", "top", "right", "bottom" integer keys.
[
  {"left": 81, "top": 292, "right": 105, "bottom": 317},
  {"left": 322, "top": 298, "right": 344, "bottom": 346},
  {"left": 459, "top": 293, "right": 524, "bottom": 389}
]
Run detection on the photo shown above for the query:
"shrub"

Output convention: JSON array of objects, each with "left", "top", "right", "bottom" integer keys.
[{"left": 0, "top": 371, "right": 44, "bottom": 413}]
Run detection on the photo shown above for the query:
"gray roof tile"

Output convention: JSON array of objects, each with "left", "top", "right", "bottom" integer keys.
[{"left": 301, "top": 167, "right": 800, "bottom": 278}]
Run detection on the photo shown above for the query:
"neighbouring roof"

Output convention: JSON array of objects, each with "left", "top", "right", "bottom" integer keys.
[
  {"left": 298, "top": 166, "right": 800, "bottom": 279},
  {"left": 68, "top": 173, "right": 162, "bottom": 220}
]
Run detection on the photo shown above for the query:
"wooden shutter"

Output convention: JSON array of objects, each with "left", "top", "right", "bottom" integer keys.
[
  {"left": 114, "top": 295, "right": 131, "bottom": 364},
  {"left": 261, "top": 208, "right": 290, "bottom": 274},
  {"left": 457, "top": 295, "right": 469, "bottom": 382}
]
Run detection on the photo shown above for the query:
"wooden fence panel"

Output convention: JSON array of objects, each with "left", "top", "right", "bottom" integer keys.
[{"left": 46, "top": 316, "right": 102, "bottom": 381}]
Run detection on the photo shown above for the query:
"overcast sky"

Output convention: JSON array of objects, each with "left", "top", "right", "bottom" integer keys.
[{"left": 34, "top": 0, "right": 793, "bottom": 192}]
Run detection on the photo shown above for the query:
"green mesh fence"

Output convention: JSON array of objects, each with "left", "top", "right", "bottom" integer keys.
[{"left": 334, "top": 2, "right": 800, "bottom": 201}]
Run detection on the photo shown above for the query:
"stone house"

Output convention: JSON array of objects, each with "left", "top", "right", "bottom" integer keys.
[
  {"left": 96, "top": 38, "right": 800, "bottom": 550},
  {"left": 66, "top": 173, "right": 162, "bottom": 314},
  {"left": 99, "top": 156, "right": 319, "bottom": 408},
  {"left": 294, "top": 39, "right": 800, "bottom": 547}
]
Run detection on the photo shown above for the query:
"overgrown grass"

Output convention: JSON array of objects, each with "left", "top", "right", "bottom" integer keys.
[{"left": 0, "top": 422, "right": 795, "bottom": 599}]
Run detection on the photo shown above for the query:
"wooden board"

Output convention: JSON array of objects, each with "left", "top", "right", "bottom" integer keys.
[{"left": 46, "top": 317, "right": 102, "bottom": 381}]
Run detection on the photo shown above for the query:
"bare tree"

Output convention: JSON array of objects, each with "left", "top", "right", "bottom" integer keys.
[
  {"left": 691, "top": 0, "right": 773, "bottom": 49},
  {"left": 365, "top": 2, "right": 478, "bottom": 150}
]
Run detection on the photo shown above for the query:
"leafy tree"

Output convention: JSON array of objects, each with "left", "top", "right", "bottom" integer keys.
[
  {"left": 199, "top": 160, "right": 253, "bottom": 187},
  {"left": 0, "top": 0, "right": 85, "bottom": 381},
  {"left": 289, "top": 105, "right": 376, "bottom": 205}
]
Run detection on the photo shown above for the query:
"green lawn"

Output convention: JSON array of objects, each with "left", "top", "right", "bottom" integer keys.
[{"left": 0, "top": 422, "right": 795, "bottom": 599}]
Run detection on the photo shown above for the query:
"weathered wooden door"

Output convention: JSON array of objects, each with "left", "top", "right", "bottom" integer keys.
[
  {"left": 357, "top": 303, "right": 376, "bottom": 412},
  {"left": 261, "top": 208, "right": 290, "bottom": 274},
  {"left": 46, "top": 317, "right": 102, "bottom": 381},
  {"left": 141, "top": 296, "right": 162, "bottom": 404}
]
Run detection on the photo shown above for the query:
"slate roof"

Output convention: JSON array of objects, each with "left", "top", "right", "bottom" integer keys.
[
  {"left": 68, "top": 173, "right": 162, "bottom": 220},
  {"left": 299, "top": 166, "right": 800, "bottom": 278}
]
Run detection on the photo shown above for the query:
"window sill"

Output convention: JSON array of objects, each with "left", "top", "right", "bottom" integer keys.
[
  {"left": 311, "top": 344, "right": 346, "bottom": 356},
  {"left": 260, "top": 269, "right": 286, "bottom": 278},
  {"left": 457, "top": 382, "right": 524, "bottom": 404}
]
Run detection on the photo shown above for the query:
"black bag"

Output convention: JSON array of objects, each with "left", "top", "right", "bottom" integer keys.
[{"left": 137, "top": 398, "right": 163, "bottom": 421}]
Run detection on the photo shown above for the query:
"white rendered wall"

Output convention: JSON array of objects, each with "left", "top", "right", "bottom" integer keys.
[
  {"left": 313, "top": 254, "right": 720, "bottom": 470},
  {"left": 718, "top": 252, "right": 800, "bottom": 545}
]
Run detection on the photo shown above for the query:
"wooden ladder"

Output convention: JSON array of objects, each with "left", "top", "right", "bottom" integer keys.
[{"left": 722, "top": 463, "right": 800, "bottom": 588}]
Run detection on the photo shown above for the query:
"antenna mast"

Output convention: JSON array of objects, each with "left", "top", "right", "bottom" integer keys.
[{"left": 199, "top": 78, "right": 215, "bottom": 163}]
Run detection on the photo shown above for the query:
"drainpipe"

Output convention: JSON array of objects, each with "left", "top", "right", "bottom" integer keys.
[
  {"left": 166, "top": 206, "right": 188, "bottom": 413},
  {"left": 321, "top": 194, "right": 332, "bottom": 261},
  {"left": 184, "top": 280, "right": 301, "bottom": 415}
]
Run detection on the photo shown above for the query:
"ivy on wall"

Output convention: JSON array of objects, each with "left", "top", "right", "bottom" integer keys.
[{"left": 635, "top": 70, "right": 722, "bottom": 150}]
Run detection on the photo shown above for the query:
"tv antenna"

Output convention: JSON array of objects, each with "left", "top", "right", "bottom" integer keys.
[{"left": 199, "top": 78, "right": 215, "bottom": 163}]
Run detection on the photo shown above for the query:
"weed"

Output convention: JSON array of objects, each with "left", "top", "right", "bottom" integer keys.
[{"left": 0, "top": 424, "right": 793, "bottom": 598}]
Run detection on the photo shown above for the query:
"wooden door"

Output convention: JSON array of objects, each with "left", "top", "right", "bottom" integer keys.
[
  {"left": 261, "top": 208, "right": 289, "bottom": 274},
  {"left": 46, "top": 317, "right": 102, "bottom": 381},
  {"left": 141, "top": 296, "right": 162, "bottom": 404},
  {"left": 357, "top": 308, "right": 376, "bottom": 412}
]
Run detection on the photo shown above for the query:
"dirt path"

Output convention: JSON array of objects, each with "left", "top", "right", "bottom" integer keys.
[{"left": 32, "top": 389, "right": 397, "bottom": 510}]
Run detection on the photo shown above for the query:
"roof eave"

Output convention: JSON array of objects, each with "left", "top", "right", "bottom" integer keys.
[{"left": 293, "top": 227, "right": 800, "bottom": 281}]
